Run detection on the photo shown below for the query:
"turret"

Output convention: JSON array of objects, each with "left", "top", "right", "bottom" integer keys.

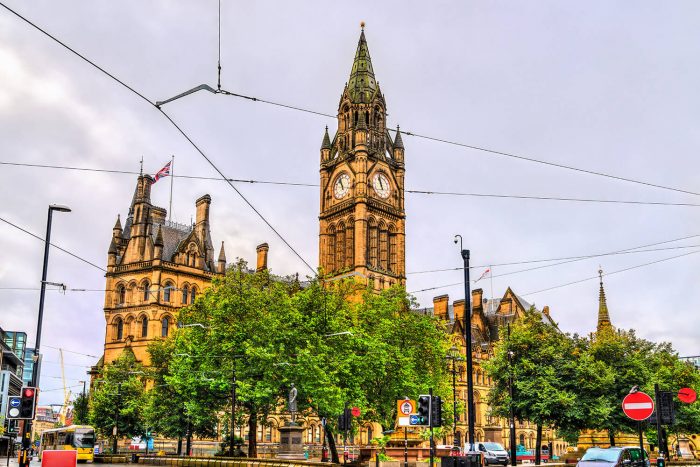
[
  {"left": 597, "top": 268, "right": 613, "bottom": 332},
  {"left": 108, "top": 238, "right": 118, "bottom": 266},
  {"left": 320, "top": 126, "right": 331, "bottom": 162},
  {"left": 393, "top": 125, "right": 405, "bottom": 164},
  {"left": 113, "top": 214, "right": 122, "bottom": 238},
  {"left": 256, "top": 243, "right": 269, "bottom": 272},
  {"left": 217, "top": 241, "right": 227, "bottom": 274}
]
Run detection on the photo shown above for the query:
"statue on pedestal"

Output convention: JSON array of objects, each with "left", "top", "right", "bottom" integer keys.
[{"left": 288, "top": 383, "right": 298, "bottom": 424}]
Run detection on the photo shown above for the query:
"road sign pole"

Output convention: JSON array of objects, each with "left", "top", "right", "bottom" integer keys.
[
  {"left": 429, "top": 388, "right": 434, "bottom": 467},
  {"left": 404, "top": 427, "right": 408, "bottom": 467},
  {"left": 654, "top": 384, "right": 664, "bottom": 460},
  {"left": 638, "top": 421, "right": 645, "bottom": 463}
]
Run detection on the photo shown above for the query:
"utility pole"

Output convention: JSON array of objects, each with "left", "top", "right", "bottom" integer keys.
[
  {"left": 229, "top": 361, "right": 237, "bottom": 457},
  {"left": 508, "top": 324, "right": 516, "bottom": 466},
  {"left": 455, "top": 235, "right": 476, "bottom": 451}
]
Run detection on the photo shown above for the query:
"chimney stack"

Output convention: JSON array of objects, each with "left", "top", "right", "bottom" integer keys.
[{"left": 256, "top": 243, "right": 269, "bottom": 271}]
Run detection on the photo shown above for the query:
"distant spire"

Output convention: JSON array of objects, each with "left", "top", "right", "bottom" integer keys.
[
  {"left": 321, "top": 126, "right": 331, "bottom": 150},
  {"left": 113, "top": 214, "right": 122, "bottom": 231},
  {"left": 394, "top": 125, "right": 404, "bottom": 149},
  {"left": 348, "top": 24, "right": 377, "bottom": 103},
  {"left": 597, "top": 267, "right": 612, "bottom": 332},
  {"left": 218, "top": 241, "right": 227, "bottom": 262}
]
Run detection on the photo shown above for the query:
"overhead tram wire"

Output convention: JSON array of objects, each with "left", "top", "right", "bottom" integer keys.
[
  {"left": 0, "top": 2, "right": 315, "bottom": 275},
  {"left": 407, "top": 233, "right": 700, "bottom": 293},
  {"left": 3, "top": 161, "right": 700, "bottom": 208},
  {"left": 0, "top": 216, "right": 107, "bottom": 272},
  {"left": 2, "top": 3, "right": 696, "bottom": 201},
  {"left": 408, "top": 248, "right": 700, "bottom": 296}
]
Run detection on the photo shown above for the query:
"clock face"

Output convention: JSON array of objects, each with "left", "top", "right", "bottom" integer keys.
[
  {"left": 333, "top": 173, "right": 351, "bottom": 199},
  {"left": 372, "top": 173, "right": 391, "bottom": 199}
]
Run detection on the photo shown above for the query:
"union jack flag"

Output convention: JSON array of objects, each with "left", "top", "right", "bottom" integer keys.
[{"left": 153, "top": 161, "right": 171, "bottom": 183}]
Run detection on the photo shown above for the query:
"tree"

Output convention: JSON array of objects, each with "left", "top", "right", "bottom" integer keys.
[
  {"left": 89, "top": 349, "right": 147, "bottom": 450},
  {"left": 167, "top": 262, "right": 453, "bottom": 460},
  {"left": 484, "top": 308, "right": 580, "bottom": 464},
  {"left": 72, "top": 392, "right": 90, "bottom": 425}
]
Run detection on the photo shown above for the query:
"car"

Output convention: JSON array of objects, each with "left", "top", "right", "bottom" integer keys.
[
  {"left": 575, "top": 447, "right": 650, "bottom": 467},
  {"left": 475, "top": 442, "right": 511, "bottom": 466}
]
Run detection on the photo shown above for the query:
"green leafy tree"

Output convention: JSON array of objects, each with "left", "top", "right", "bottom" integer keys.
[
  {"left": 167, "top": 262, "right": 452, "bottom": 461},
  {"left": 89, "top": 349, "right": 147, "bottom": 450},
  {"left": 72, "top": 392, "right": 90, "bottom": 425}
]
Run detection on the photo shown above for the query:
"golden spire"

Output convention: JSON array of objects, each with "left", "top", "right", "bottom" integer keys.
[{"left": 597, "top": 267, "right": 612, "bottom": 332}]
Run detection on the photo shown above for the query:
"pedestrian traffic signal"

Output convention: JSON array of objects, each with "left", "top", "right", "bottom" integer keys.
[
  {"left": 19, "top": 387, "right": 37, "bottom": 419},
  {"left": 431, "top": 396, "right": 443, "bottom": 427},
  {"left": 338, "top": 408, "right": 352, "bottom": 431},
  {"left": 417, "top": 395, "right": 431, "bottom": 426}
]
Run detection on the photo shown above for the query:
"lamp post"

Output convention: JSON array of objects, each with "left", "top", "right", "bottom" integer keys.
[
  {"left": 454, "top": 234, "right": 475, "bottom": 452},
  {"left": 446, "top": 345, "right": 464, "bottom": 450},
  {"left": 19, "top": 204, "right": 71, "bottom": 467}
]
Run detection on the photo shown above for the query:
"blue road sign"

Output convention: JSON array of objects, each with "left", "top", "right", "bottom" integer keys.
[
  {"left": 9, "top": 397, "right": 21, "bottom": 408},
  {"left": 409, "top": 415, "right": 420, "bottom": 425}
]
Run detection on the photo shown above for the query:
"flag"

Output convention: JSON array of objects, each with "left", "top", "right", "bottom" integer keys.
[
  {"left": 474, "top": 267, "right": 490, "bottom": 283},
  {"left": 153, "top": 161, "right": 171, "bottom": 183}
]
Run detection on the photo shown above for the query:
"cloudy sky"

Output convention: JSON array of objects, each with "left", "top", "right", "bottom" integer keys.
[{"left": 1, "top": 1, "right": 699, "bottom": 405}]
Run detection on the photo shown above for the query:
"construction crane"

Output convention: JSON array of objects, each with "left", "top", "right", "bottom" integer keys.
[{"left": 58, "top": 349, "right": 72, "bottom": 426}]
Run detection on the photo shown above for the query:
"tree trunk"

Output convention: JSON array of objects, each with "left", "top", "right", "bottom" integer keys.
[
  {"left": 324, "top": 424, "right": 340, "bottom": 464},
  {"left": 535, "top": 424, "right": 542, "bottom": 465},
  {"left": 176, "top": 437, "right": 182, "bottom": 455},
  {"left": 608, "top": 430, "right": 615, "bottom": 447},
  {"left": 247, "top": 410, "right": 258, "bottom": 458}
]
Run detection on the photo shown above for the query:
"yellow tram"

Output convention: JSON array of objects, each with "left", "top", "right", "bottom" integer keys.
[{"left": 39, "top": 425, "right": 96, "bottom": 463}]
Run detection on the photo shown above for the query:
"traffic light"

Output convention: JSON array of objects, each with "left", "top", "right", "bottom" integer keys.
[
  {"left": 19, "top": 387, "right": 37, "bottom": 419},
  {"left": 431, "top": 396, "right": 443, "bottom": 427},
  {"left": 338, "top": 408, "right": 352, "bottom": 431},
  {"left": 417, "top": 395, "right": 431, "bottom": 426}
]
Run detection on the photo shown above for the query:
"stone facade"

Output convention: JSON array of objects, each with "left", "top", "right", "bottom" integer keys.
[
  {"left": 102, "top": 174, "right": 232, "bottom": 366},
  {"left": 319, "top": 26, "right": 406, "bottom": 291},
  {"left": 431, "top": 288, "right": 569, "bottom": 456}
]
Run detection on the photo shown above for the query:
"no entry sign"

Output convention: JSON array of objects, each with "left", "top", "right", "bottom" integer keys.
[{"left": 622, "top": 391, "right": 654, "bottom": 421}]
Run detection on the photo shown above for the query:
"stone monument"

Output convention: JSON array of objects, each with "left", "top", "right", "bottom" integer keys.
[{"left": 277, "top": 384, "right": 305, "bottom": 460}]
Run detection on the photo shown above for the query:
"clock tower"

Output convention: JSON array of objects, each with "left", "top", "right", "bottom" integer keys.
[{"left": 319, "top": 25, "right": 406, "bottom": 290}]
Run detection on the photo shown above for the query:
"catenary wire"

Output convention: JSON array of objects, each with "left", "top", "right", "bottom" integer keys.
[
  {"left": 0, "top": 216, "right": 107, "bottom": 272},
  {"left": 44, "top": 345, "right": 99, "bottom": 359},
  {"left": 0, "top": 2, "right": 315, "bottom": 275},
  {"left": 2, "top": 161, "right": 699, "bottom": 208},
  {"left": 521, "top": 250, "right": 700, "bottom": 296},
  {"left": 1, "top": 2, "right": 695, "bottom": 201}
]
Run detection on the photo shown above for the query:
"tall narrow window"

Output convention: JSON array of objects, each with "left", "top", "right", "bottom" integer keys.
[
  {"left": 116, "top": 319, "right": 123, "bottom": 340},
  {"left": 163, "top": 283, "right": 172, "bottom": 302},
  {"left": 181, "top": 286, "right": 189, "bottom": 304},
  {"left": 345, "top": 224, "right": 354, "bottom": 268},
  {"left": 336, "top": 227, "right": 345, "bottom": 270},
  {"left": 161, "top": 317, "right": 170, "bottom": 337},
  {"left": 328, "top": 231, "right": 336, "bottom": 272},
  {"left": 190, "top": 287, "right": 196, "bottom": 304},
  {"left": 379, "top": 228, "right": 388, "bottom": 270},
  {"left": 368, "top": 224, "right": 378, "bottom": 268},
  {"left": 142, "top": 282, "right": 150, "bottom": 302},
  {"left": 117, "top": 286, "right": 126, "bottom": 305},
  {"left": 141, "top": 318, "right": 148, "bottom": 338},
  {"left": 389, "top": 233, "right": 397, "bottom": 273}
]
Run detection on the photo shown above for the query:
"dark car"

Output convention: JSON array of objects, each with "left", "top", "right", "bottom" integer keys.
[{"left": 576, "top": 447, "right": 649, "bottom": 467}]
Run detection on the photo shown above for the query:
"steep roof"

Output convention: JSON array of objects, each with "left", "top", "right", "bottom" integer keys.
[{"left": 347, "top": 26, "right": 378, "bottom": 103}]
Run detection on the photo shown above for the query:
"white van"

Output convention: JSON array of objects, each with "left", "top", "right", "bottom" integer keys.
[{"left": 475, "top": 442, "right": 510, "bottom": 466}]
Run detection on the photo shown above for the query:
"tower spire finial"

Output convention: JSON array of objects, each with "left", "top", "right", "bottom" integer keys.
[
  {"left": 597, "top": 266, "right": 612, "bottom": 332},
  {"left": 360, "top": 21, "right": 365, "bottom": 30},
  {"left": 139, "top": 156, "right": 144, "bottom": 176}
]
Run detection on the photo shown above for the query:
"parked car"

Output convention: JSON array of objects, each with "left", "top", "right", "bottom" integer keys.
[
  {"left": 476, "top": 442, "right": 510, "bottom": 466},
  {"left": 575, "top": 447, "right": 649, "bottom": 467}
]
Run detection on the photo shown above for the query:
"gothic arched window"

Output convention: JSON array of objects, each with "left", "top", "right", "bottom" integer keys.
[
  {"left": 163, "top": 282, "right": 173, "bottom": 303},
  {"left": 389, "top": 227, "right": 398, "bottom": 273},
  {"left": 368, "top": 220, "right": 378, "bottom": 268},
  {"left": 142, "top": 281, "right": 150, "bottom": 302},
  {"left": 141, "top": 317, "right": 148, "bottom": 338},
  {"left": 327, "top": 226, "right": 336, "bottom": 272},
  {"left": 161, "top": 316, "right": 170, "bottom": 337},
  {"left": 117, "top": 285, "right": 126, "bottom": 305},
  {"left": 116, "top": 319, "right": 124, "bottom": 340},
  {"left": 345, "top": 222, "right": 354, "bottom": 268},
  {"left": 190, "top": 287, "right": 196, "bottom": 304},
  {"left": 181, "top": 286, "right": 189, "bottom": 304},
  {"left": 379, "top": 224, "right": 388, "bottom": 271},
  {"left": 335, "top": 224, "right": 345, "bottom": 270}
]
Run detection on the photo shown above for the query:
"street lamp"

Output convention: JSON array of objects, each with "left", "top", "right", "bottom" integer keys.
[
  {"left": 454, "top": 234, "right": 476, "bottom": 452},
  {"left": 19, "top": 204, "right": 70, "bottom": 467},
  {"left": 446, "top": 345, "right": 464, "bottom": 450}
]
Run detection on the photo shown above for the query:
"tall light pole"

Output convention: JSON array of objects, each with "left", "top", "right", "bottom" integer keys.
[
  {"left": 19, "top": 204, "right": 70, "bottom": 467},
  {"left": 454, "top": 234, "right": 475, "bottom": 452},
  {"left": 446, "top": 345, "right": 464, "bottom": 450}
]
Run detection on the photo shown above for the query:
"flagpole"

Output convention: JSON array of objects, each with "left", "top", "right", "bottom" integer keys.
[
  {"left": 169, "top": 155, "right": 174, "bottom": 221},
  {"left": 489, "top": 264, "right": 494, "bottom": 303}
]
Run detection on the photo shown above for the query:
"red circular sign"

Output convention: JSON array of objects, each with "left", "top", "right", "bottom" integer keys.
[
  {"left": 351, "top": 407, "right": 361, "bottom": 417},
  {"left": 622, "top": 391, "right": 654, "bottom": 421},
  {"left": 678, "top": 387, "right": 697, "bottom": 404}
]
